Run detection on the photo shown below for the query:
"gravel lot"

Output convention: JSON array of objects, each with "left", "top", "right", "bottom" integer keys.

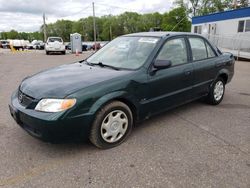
[{"left": 0, "top": 51, "right": 249, "bottom": 188}]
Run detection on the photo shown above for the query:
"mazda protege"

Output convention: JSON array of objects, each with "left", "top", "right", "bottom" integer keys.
[{"left": 9, "top": 32, "right": 234, "bottom": 149}]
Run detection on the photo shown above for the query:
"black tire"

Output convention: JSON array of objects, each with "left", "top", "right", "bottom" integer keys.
[
  {"left": 46, "top": 51, "right": 50, "bottom": 55},
  {"left": 89, "top": 101, "right": 133, "bottom": 149},
  {"left": 62, "top": 51, "right": 66, "bottom": 55},
  {"left": 206, "top": 77, "right": 225, "bottom": 105}
]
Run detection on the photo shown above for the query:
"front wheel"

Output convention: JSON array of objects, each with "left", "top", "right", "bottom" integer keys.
[
  {"left": 89, "top": 101, "right": 133, "bottom": 149},
  {"left": 206, "top": 77, "right": 225, "bottom": 105}
]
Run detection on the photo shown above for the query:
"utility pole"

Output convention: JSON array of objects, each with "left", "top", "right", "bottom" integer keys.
[
  {"left": 43, "top": 13, "right": 47, "bottom": 42},
  {"left": 82, "top": 20, "right": 85, "bottom": 41},
  {"left": 233, "top": 0, "right": 237, "bottom": 9},
  {"left": 92, "top": 2, "right": 97, "bottom": 51},
  {"left": 109, "top": 25, "right": 112, "bottom": 41}
]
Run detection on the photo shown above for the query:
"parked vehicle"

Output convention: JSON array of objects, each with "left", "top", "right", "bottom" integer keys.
[
  {"left": 92, "top": 42, "right": 101, "bottom": 50},
  {"left": 82, "top": 44, "right": 87, "bottom": 51},
  {"left": 26, "top": 43, "right": 34, "bottom": 49},
  {"left": 0, "top": 40, "right": 10, "bottom": 48},
  {"left": 26, "top": 40, "right": 43, "bottom": 50},
  {"left": 32, "top": 40, "right": 45, "bottom": 50},
  {"left": 45, "top": 37, "right": 65, "bottom": 55},
  {"left": 9, "top": 32, "right": 234, "bottom": 149},
  {"left": 82, "top": 42, "right": 101, "bottom": 50},
  {"left": 86, "top": 44, "right": 92, "bottom": 51},
  {"left": 65, "top": 42, "right": 71, "bottom": 50},
  {"left": 9, "top": 40, "right": 28, "bottom": 50},
  {"left": 66, "top": 42, "right": 89, "bottom": 51}
]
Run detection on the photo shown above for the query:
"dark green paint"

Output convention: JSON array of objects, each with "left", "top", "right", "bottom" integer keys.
[{"left": 9, "top": 32, "right": 235, "bottom": 141}]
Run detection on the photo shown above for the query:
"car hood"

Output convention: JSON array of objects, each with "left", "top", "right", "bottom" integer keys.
[{"left": 20, "top": 62, "right": 131, "bottom": 99}]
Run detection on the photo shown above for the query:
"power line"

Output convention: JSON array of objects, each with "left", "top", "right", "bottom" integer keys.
[
  {"left": 70, "top": 4, "right": 92, "bottom": 16},
  {"left": 96, "top": 2, "right": 138, "bottom": 12},
  {"left": 58, "top": 2, "right": 138, "bottom": 19}
]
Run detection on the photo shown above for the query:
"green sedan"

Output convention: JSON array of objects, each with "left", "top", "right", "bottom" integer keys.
[{"left": 9, "top": 32, "right": 234, "bottom": 149}]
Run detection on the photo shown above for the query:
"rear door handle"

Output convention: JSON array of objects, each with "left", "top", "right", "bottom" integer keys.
[{"left": 184, "top": 70, "right": 192, "bottom": 76}]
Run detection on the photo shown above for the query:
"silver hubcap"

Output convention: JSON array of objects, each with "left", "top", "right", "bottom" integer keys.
[
  {"left": 101, "top": 110, "right": 128, "bottom": 143},
  {"left": 213, "top": 81, "right": 224, "bottom": 101}
]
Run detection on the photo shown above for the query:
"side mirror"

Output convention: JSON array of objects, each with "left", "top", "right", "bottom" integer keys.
[{"left": 153, "top": 59, "right": 172, "bottom": 70}]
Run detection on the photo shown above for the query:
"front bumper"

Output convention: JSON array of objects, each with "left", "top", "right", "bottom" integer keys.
[{"left": 9, "top": 91, "right": 94, "bottom": 142}]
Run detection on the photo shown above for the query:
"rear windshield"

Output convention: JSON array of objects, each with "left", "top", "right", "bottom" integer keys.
[{"left": 48, "top": 38, "right": 62, "bottom": 43}]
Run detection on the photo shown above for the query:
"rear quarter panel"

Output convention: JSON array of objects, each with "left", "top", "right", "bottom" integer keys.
[{"left": 215, "top": 52, "right": 235, "bottom": 84}]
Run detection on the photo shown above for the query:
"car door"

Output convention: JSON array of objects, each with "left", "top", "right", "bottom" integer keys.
[
  {"left": 146, "top": 36, "right": 194, "bottom": 115},
  {"left": 188, "top": 36, "right": 219, "bottom": 97}
]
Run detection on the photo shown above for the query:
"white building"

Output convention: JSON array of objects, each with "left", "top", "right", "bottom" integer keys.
[{"left": 191, "top": 7, "right": 250, "bottom": 59}]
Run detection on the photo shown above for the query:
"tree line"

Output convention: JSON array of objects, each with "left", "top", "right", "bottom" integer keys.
[
  {"left": 179, "top": 0, "right": 249, "bottom": 16},
  {"left": 0, "top": 0, "right": 249, "bottom": 42}
]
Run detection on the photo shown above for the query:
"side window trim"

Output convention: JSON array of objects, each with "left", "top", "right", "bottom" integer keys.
[
  {"left": 204, "top": 40, "right": 218, "bottom": 58},
  {"left": 205, "top": 40, "right": 217, "bottom": 58},
  {"left": 205, "top": 39, "right": 209, "bottom": 58}
]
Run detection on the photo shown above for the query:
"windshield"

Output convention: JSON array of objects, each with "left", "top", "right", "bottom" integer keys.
[{"left": 87, "top": 36, "right": 159, "bottom": 70}]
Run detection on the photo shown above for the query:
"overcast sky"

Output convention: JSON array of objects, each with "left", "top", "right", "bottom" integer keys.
[{"left": 0, "top": 0, "right": 174, "bottom": 32}]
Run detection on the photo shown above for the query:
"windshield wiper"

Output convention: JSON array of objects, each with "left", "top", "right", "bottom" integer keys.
[
  {"left": 82, "top": 60, "right": 95, "bottom": 67},
  {"left": 94, "top": 62, "right": 120, "bottom": 70},
  {"left": 84, "top": 60, "right": 120, "bottom": 70}
]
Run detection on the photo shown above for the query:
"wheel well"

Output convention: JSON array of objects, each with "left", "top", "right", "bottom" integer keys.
[
  {"left": 115, "top": 98, "right": 138, "bottom": 122},
  {"left": 219, "top": 73, "right": 228, "bottom": 84},
  {"left": 95, "top": 98, "right": 138, "bottom": 122}
]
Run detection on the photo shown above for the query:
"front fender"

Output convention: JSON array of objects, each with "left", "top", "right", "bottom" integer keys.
[{"left": 88, "top": 91, "right": 130, "bottom": 114}]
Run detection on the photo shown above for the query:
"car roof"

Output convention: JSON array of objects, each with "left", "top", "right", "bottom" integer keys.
[{"left": 123, "top": 32, "right": 201, "bottom": 38}]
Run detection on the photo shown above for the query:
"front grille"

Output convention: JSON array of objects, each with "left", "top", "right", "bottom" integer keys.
[{"left": 18, "top": 89, "right": 36, "bottom": 107}]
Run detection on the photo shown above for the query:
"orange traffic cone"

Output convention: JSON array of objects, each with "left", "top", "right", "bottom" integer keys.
[{"left": 75, "top": 49, "right": 79, "bottom": 56}]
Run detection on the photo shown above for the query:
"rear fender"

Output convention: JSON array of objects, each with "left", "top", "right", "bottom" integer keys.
[{"left": 214, "top": 69, "right": 230, "bottom": 85}]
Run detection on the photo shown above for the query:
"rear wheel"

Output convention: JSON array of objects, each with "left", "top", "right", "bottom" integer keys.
[
  {"left": 62, "top": 51, "right": 66, "bottom": 55},
  {"left": 46, "top": 51, "right": 50, "bottom": 55},
  {"left": 89, "top": 101, "right": 133, "bottom": 149},
  {"left": 206, "top": 77, "right": 225, "bottom": 105}
]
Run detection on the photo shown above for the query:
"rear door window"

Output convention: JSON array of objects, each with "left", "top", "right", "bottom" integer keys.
[{"left": 189, "top": 37, "right": 207, "bottom": 61}]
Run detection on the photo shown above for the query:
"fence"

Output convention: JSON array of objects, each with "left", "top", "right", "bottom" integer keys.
[{"left": 203, "top": 34, "right": 250, "bottom": 59}]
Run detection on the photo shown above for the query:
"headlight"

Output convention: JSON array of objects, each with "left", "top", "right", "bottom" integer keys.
[{"left": 35, "top": 99, "right": 76, "bottom": 112}]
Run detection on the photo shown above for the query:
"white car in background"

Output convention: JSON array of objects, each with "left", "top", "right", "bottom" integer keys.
[
  {"left": 45, "top": 37, "right": 65, "bottom": 55},
  {"left": 27, "top": 40, "right": 45, "bottom": 50},
  {"left": 8, "top": 39, "right": 29, "bottom": 50}
]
